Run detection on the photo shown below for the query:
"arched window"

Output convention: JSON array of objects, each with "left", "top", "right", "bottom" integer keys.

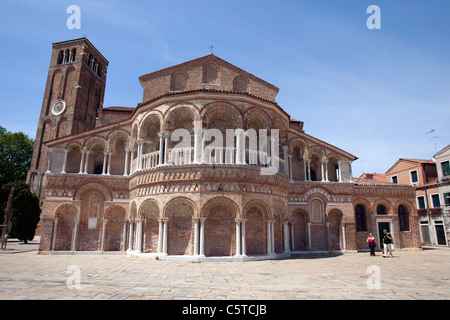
[
  {"left": 398, "top": 205, "right": 409, "bottom": 231},
  {"left": 203, "top": 62, "right": 218, "bottom": 84},
  {"left": 57, "top": 50, "right": 64, "bottom": 64},
  {"left": 377, "top": 205, "right": 387, "bottom": 215},
  {"left": 355, "top": 204, "right": 367, "bottom": 232},
  {"left": 171, "top": 72, "right": 187, "bottom": 91},
  {"left": 233, "top": 76, "right": 248, "bottom": 92}
]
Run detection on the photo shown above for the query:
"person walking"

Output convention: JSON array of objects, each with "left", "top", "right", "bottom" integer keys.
[
  {"left": 367, "top": 233, "right": 376, "bottom": 256},
  {"left": 382, "top": 229, "right": 393, "bottom": 257}
]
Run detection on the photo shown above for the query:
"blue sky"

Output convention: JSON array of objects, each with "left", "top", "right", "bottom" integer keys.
[{"left": 0, "top": 0, "right": 449, "bottom": 176}]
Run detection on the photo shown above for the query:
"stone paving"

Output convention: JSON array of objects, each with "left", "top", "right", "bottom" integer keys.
[{"left": 0, "top": 238, "right": 449, "bottom": 300}]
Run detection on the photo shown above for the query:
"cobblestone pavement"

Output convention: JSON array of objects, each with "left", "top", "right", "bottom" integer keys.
[{"left": 0, "top": 240, "right": 449, "bottom": 300}]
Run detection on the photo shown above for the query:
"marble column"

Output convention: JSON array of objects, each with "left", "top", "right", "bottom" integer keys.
[
  {"left": 79, "top": 149, "right": 86, "bottom": 174},
  {"left": 158, "top": 219, "right": 164, "bottom": 254},
  {"left": 193, "top": 218, "right": 200, "bottom": 256},
  {"left": 72, "top": 218, "right": 80, "bottom": 252},
  {"left": 61, "top": 149, "right": 69, "bottom": 174},
  {"left": 307, "top": 222, "right": 312, "bottom": 251},
  {"left": 124, "top": 148, "right": 130, "bottom": 176},
  {"left": 283, "top": 220, "right": 290, "bottom": 253},
  {"left": 235, "top": 218, "right": 242, "bottom": 256},
  {"left": 162, "top": 218, "right": 168, "bottom": 255},
  {"left": 101, "top": 219, "right": 108, "bottom": 252},
  {"left": 241, "top": 219, "right": 247, "bottom": 256},
  {"left": 106, "top": 152, "right": 112, "bottom": 175},
  {"left": 128, "top": 221, "right": 134, "bottom": 250},
  {"left": 102, "top": 151, "right": 108, "bottom": 175},
  {"left": 51, "top": 217, "right": 58, "bottom": 251},
  {"left": 199, "top": 218, "right": 206, "bottom": 257}
]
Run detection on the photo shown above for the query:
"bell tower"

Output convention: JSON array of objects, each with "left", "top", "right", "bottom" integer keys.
[{"left": 28, "top": 38, "right": 109, "bottom": 197}]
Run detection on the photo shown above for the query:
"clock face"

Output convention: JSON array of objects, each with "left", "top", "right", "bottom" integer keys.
[{"left": 51, "top": 99, "right": 66, "bottom": 116}]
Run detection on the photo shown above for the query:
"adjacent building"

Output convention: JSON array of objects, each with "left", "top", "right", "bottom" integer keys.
[{"left": 386, "top": 158, "right": 448, "bottom": 246}]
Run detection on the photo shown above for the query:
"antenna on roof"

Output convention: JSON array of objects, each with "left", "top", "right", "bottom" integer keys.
[{"left": 425, "top": 129, "right": 438, "bottom": 154}]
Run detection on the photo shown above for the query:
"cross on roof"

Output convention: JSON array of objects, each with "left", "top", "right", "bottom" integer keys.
[{"left": 208, "top": 44, "right": 215, "bottom": 54}]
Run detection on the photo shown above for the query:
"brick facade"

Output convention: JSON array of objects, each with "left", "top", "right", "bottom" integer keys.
[{"left": 29, "top": 38, "right": 422, "bottom": 261}]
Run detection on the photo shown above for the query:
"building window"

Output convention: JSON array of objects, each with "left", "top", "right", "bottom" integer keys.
[
  {"left": 398, "top": 205, "right": 409, "bottom": 231},
  {"left": 417, "top": 196, "right": 426, "bottom": 209},
  {"left": 355, "top": 204, "right": 367, "bottom": 232},
  {"left": 376, "top": 205, "right": 387, "bottom": 215},
  {"left": 391, "top": 176, "right": 398, "bottom": 184},
  {"left": 444, "top": 193, "right": 450, "bottom": 207},
  {"left": 410, "top": 170, "right": 418, "bottom": 184},
  {"left": 442, "top": 161, "right": 450, "bottom": 177},
  {"left": 431, "top": 194, "right": 441, "bottom": 208}
]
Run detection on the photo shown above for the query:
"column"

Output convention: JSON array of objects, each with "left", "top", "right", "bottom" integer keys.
[
  {"left": 271, "top": 221, "right": 275, "bottom": 255},
  {"left": 72, "top": 218, "right": 80, "bottom": 252},
  {"left": 324, "top": 160, "right": 329, "bottom": 182},
  {"left": 266, "top": 219, "right": 273, "bottom": 254},
  {"left": 288, "top": 155, "right": 293, "bottom": 180},
  {"left": 122, "top": 221, "right": 128, "bottom": 251},
  {"left": 134, "top": 218, "right": 143, "bottom": 252},
  {"left": 193, "top": 128, "right": 202, "bottom": 164},
  {"left": 46, "top": 150, "right": 54, "bottom": 173},
  {"left": 341, "top": 223, "right": 347, "bottom": 251},
  {"left": 101, "top": 219, "right": 108, "bottom": 252},
  {"left": 78, "top": 149, "right": 86, "bottom": 174},
  {"left": 235, "top": 129, "right": 243, "bottom": 164},
  {"left": 157, "top": 219, "right": 164, "bottom": 254},
  {"left": 303, "top": 159, "right": 307, "bottom": 181},
  {"left": 241, "top": 219, "right": 247, "bottom": 256},
  {"left": 158, "top": 132, "right": 164, "bottom": 166},
  {"left": 124, "top": 148, "right": 130, "bottom": 176},
  {"left": 199, "top": 218, "right": 206, "bottom": 256},
  {"left": 321, "top": 160, "right": 326, "bottom": 182},
  {"left": 235, "top": 218, "right": 242, "bottom": 256},
  {"left": 307, "top": 159, "right": 312, "bottom": 181},
  {"left": 163, "top": 132, "right": 169, "bottom": 165},
  {"left": 51, "top": 217, "right": 58, "bottom": 251},
  {"left": 193, "top": 218, "right": 200, "bottom": 256},
  {"left": 137, "top": 139, "right": 144, "bottom": 170},
  {"left": 130, "top": 149, "right": 135, "bottom": 174},
  {"left": 290, "top": 222, "right": 295, "bottom": 251},
  {"left": 102, "top": 151, "right": 108, "bottom": 175},
  {"left": 307, "top": 222, "right": 312, "bottom": 251},
  {"left": 106, "top": 152, "right": 112, "bottom": 175},
  {"left": 326, "top": 222, "right": 331, "bottom": 253},
  {"left": 338, "top": 160, "right": 343, "bottom": 182},
  {"left": 61, "top": 149, "right": 69, "bottom": 174},
  {"left": 201, "top": 130, "right": 207, "bottom": 164},
  {"left": 162, "top": 218, "right": 168, "bottom": 255},
  {"left": 283, "top": 221, "right": 290, "bottom": 253},
  {"left": 83, "top": 151, "right": 91, "bottom": 174},
  {"left": 128, "top": 221, "right": 134, "bottom": 250}
]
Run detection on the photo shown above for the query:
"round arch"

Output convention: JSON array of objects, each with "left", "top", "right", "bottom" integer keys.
[{"left": 201, "top": 197, "right": 240, "bottom": 257}]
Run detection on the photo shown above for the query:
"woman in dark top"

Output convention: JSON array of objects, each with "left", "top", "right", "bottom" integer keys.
[{"left": 367, "top": 233, "right": 376, "bottom": 256}]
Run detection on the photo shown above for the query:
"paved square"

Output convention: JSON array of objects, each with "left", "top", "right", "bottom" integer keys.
[{"left": 0, "top": 241, "right": 449, "bottom": 300}]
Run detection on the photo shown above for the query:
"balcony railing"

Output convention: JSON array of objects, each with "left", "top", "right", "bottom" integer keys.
[{"left": 131, "top": 147, "right": 286, "bottom": 175}]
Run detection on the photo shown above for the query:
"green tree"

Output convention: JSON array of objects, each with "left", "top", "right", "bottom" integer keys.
[
  {"left": 0, "top": 126, "right": 34, "bottom": 185},
  {"left": 0, "top": 126, "right": 38, "bottom": 243},
  {"left": 1, "top": 182, "right": 40, "bottom": 243}
]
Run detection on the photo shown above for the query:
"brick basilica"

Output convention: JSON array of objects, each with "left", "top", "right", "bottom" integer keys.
[{"left": 27, "top": 38, "right": 421, "bottom": 260}]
